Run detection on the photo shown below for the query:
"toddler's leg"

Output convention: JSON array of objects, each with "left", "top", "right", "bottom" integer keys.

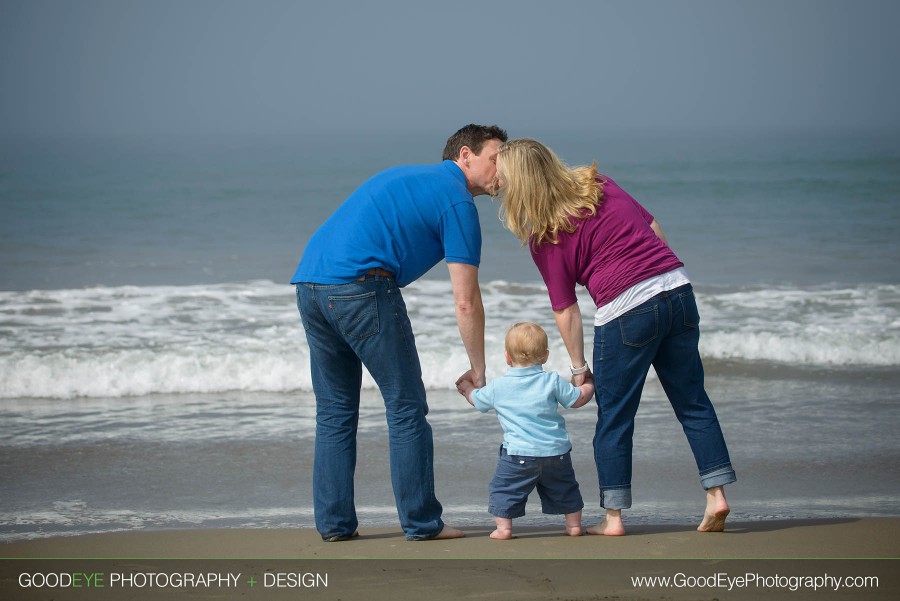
[
  {"left": 565, "top": 510, "right": 583, "bottom": 536},
  {"left": 490, "top": 517, "right": 513, "bottom": 540}
]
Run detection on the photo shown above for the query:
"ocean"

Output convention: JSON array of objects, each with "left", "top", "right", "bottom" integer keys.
[{"left": 1, "top": 131, "right": 899, "bottom": 541}]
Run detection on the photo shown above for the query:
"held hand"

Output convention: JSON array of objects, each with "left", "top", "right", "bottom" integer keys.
[
  {"left": 571, "top": 370, "right": 596, "bottom": 409},
  {"left": 582, "top": 379, "right": 595, "bottom": 399},
  {"left": 457, "top": 380, "right": 475, "bottom": 397},
  {"left": 455, "top": 368, "right": 486, "bottom": 390},
  {"left": 455, "top": 373, "right": 480, "bottom": 407},
  {"left": 570, "top": 367, "right": 592, "bottom": 387}
]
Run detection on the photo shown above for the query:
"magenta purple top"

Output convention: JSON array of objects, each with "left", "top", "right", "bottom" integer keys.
[{"left": 530, "top": 176, "right": 684, "bottom": 311}]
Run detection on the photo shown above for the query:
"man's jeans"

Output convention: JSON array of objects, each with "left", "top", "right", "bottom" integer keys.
[
  {"left": 295, "top": 275, "right": 444, "bottom": 540},
  {"left": 593, "top": 284, "right": 736, "bottom": 510}
]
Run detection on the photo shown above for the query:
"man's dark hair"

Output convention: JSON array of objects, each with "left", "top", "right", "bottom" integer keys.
[{"left": 442, "top": 124, "right": 508, "bottom": 161}]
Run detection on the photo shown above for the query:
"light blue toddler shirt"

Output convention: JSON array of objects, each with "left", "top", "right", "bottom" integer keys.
[{"left": 471, "top": 365, "right": 581, "bottom": 456}]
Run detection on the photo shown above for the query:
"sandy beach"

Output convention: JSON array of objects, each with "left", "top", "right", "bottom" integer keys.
[{"left": 2, "top": 518, "right": 897, "bottom": 600}]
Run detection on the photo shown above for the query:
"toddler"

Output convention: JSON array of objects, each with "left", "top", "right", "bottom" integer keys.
[{"left": 457, "top": 322, "right": 594, "bottom": 539}]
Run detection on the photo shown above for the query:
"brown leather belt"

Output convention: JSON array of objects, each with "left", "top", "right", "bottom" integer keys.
[{"left": 358, "top": 267, "right": 393, "bottom": 281}]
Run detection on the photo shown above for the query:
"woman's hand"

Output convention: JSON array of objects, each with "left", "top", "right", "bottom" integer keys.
[{"left": 571, "top": 366, "right": 592, "bottom": 387}]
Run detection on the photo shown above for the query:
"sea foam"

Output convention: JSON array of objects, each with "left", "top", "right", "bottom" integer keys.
[{"left": 1, "top": 280, "right": 898, "bottom": 399}]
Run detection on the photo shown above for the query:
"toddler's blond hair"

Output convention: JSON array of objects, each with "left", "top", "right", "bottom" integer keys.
[{"left": 505, "top": 322, "right": 549, "bottom": 366}]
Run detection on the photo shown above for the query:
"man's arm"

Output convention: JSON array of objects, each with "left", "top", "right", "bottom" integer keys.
[
  {"left": 553, "top": 301, "right": 590, "bottom": 386},
  {"left": 448, "top": 262, "right": 486, "bottom": 389}
]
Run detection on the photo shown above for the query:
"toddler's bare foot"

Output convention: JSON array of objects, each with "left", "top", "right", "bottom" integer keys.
[
  {"left": 490, "top": 528, "right": 513, "bottom": 540},
  {"left": 697, "top": 486, "right": 730, "bottom": 532},
  {"left": 431, "top": 525, "right": 466, "bottom": 540},
  {"left": 564, "top": 510, "right": 583, "bottom": 536}
]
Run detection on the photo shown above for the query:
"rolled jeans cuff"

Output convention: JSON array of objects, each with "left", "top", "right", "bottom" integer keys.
[
  {"left": 405, "top": 519, "right": 446, "bottom": 541},
  {"left": 600, "top": 486, "right": 631, "bottom": 510},
  {"left": 700, "top": 464, "right": 737, "bottom": 489}
]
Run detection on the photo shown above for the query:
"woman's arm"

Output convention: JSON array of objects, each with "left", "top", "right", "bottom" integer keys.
[
  {"left": 553, "top": 301, "right": 591, "bottom": 386},
  {"left": 650, "top": 219, "right": 669, "bottom": 245}
]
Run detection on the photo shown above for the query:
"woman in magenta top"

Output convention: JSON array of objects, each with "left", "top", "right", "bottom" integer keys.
[{"left": 495, "top": 139, "right": 735, "bottom": 536}]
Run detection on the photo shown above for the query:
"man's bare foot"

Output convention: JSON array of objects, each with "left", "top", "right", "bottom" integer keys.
[
  {"left": 323, "top": 531, "right": 359, "bottom": 542},
  {"left": 430, "top": 525, "right": 465, "bottom": 540},
  {"left": 565, "top": 525, "right": 583, "bottom": 536},
  {"left": 697, "top": 486, "right": 730, "bottom": 532}
]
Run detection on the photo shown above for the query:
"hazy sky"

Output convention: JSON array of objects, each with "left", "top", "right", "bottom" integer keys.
[{"left": 2, "top": 0, "right": 898, "bottom": 137}]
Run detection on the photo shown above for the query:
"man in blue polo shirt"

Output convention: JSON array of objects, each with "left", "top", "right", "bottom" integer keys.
[{"left": 292, "top": 124, "right": 507, "bottom": 542}]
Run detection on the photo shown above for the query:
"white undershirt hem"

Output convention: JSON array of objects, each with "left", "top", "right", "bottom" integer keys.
[{"left": 593, "top": 267, "right": 691, "bottom": 327}]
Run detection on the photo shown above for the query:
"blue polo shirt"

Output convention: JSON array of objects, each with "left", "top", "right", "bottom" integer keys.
[
  {"left": 471, "top": 365, "right": 581, "bottom": 457},
  {"left": 291, "top": 161, "right": 481, "bottom": 287}
]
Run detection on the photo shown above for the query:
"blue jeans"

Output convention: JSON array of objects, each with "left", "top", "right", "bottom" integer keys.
[
  {"left": 593, "top": 284, "right": 736, "bottom": 510},
  {"left": 295, "top": 275, "right": 444, "bottom": 540}
]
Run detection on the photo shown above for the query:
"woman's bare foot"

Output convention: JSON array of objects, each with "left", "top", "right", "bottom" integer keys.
[
  {"left": 586, "top": 510, "right": 625, "bottom": 536},
  {"left": 697, "top": 486, "right": 730, "bottom": 532},
  {"left": 431, "top": 525, "right": 466, "bottom": 540}
]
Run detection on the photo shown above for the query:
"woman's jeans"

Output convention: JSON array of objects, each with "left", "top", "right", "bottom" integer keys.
[
  {"left": 593, "top": 284, "right": 736, "bottom": 510},
  {"left": 295, "top": 276, "right": 444, "bottom": 540}
]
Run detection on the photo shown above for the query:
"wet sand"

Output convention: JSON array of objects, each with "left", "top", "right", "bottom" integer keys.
[{"left": 2, "top": 518, "right": 897, "bottom": 600}]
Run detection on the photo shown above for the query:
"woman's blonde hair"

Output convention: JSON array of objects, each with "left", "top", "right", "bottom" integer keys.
[
  {"left": 495, "top": 138, "right": 602, "bottom": 247},
  {"left": 505, "top": 322, "right": 549, "bottom": 366}
]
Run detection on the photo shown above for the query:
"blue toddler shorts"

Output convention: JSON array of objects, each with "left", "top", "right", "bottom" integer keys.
[{"left": 488, "top": 446, "right": 584, "bottom": 519}]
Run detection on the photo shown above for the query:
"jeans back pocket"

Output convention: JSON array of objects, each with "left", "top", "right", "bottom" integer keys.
[
  {"left": 618, "top": 304, "right": 658, "bottom": 347},
  {"left": 328, "top": 291, "right": 379, "bottom": 339}
]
